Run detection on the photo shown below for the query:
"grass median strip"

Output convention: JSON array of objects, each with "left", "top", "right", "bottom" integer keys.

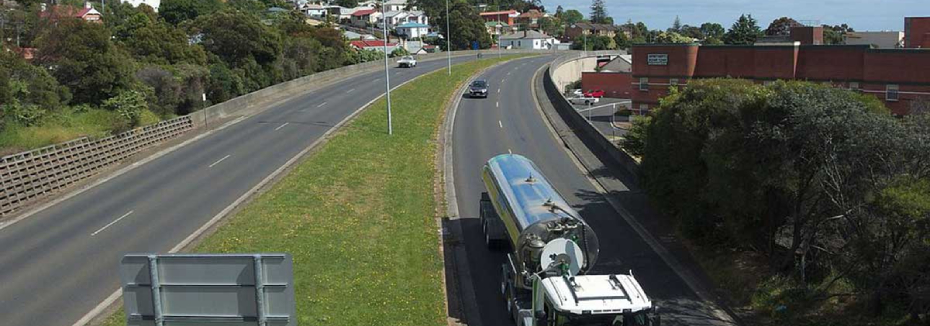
[{"left": 102, "top": 56, "right": 523, "bottom": 326}]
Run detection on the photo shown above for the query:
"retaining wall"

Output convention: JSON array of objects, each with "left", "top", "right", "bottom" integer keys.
[
  {"left": 0, "top": 116, "right": 193, "bottom": 215},
  {"left": 544, "top": 54, "right": 641, "bottom": 182}
]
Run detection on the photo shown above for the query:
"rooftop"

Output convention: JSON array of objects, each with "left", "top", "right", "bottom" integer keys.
[
  {"left": 480, "top": 10, "right": 519, "bottom": 16},
  {"left": 541, "top": 274, "right": 653, "bottom": 314},
  {"left": 501, "top": 30, "right": 551, "bottom": 40},
  {"left": 517, "top": 9, "right": 544, "bottom": 19},
  {"left": 352, "top": 9, "right": 377, "bottom": 16},
  {"left": 396, "top": 22, "right": 428, "bottom": 28},
  {"left": 350, "top": 40, "right": 398, "bottom": 48},
  {"left": 572, "top": 22, "right": 618, "bottom": 31}
]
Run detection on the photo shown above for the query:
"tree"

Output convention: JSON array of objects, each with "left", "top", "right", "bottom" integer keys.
[
  {"left": 679, "top": 25, "right": 703, "bottom": 40},
  {"left": 554, "top": 5, "right": 564, "bottom": 18},
  {"left": 102, "top": 90, "right": 149, "bottom": 129},
  {"left": 114, "top": 11, "right": 206, "bottom": 65},
  {"left": 335, "top": 0, "right": 359, "bottom": 8},
  {"left": 35, "top": 19, "right": 136, "bottom": 105},
  {"left": 724, "top": 14, "right": 762, "bottom": 45},
  {"left": 765, "top": 17, "right": 802, "bottom": 36},
  {"left": 409, "top": 0, "right": 490, "bottom": 50},
  {"left": 614, "top": 31, "right": 630, "bottom": 50},
  {"left": 655, "top": 31, "right": 692, "bottom": 43},
  {"left": 561, "top": 9, "right": 584, "bottom": 27},
  {"left": 669, "top": 16, "right": 682, "bottom": 33},
  {"left": 822, "top": 24, "right": 854, "bottom": 45},
  {"left": 571, "top": 35, "right": 615, "bottom": 50},
  {"left": 590, "top": 0, "right": 610, "bottom": 25},
  {"left": 700, "top": 22, "right": 725, "bottom": 39},
  {"left": 539, "top": 17, "right": 563, "bottom": 38},
  {"left": 160, "top": 0, "right": 224, "bottom": 25}
]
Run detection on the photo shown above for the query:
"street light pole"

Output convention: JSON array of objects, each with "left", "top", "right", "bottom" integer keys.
[
  {"left": 382, "top": 0, "right": 393, "bottom": 135},
  {"left": 445, "top": 0, "right": 451, "bottom": 75},
  {"left": 497, "top": 23, "right": 502, "bottom": 58}
]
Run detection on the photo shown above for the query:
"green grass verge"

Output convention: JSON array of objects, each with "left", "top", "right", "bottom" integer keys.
[{"left": 101, "top": 56, "right": 524, "bottom": 326}]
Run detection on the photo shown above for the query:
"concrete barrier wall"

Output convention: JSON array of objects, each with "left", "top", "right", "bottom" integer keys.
[
  {"left": 0, "top": 116, "right": 193, "bottom": 216},
  {"left": 544, "top": 55, "right": 641, "bottom": 182}
]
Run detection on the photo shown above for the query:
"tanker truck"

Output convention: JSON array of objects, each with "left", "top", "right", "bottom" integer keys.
[{"left": 479, "top": 154, "right": 660, "bottom": 326}]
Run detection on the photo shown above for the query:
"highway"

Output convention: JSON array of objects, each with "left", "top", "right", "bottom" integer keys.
[
  {"left": 0, "top": 55, "right": 478, "bottom": 326},
  {"left": 451, "top": 56, "right": 733, "bottom": 325}
]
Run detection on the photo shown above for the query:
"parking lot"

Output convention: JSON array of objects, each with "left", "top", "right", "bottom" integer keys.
[{"left": 570, "top": 98, "right": 632, "bottom": 142}]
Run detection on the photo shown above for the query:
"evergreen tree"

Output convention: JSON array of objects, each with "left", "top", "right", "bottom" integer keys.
[
  {"left": 669, "top": 15, "right": 682, "bottom": 33},
  {"left": 724, "top": 14, "right": 763, "bottom": 45},
  {"left": 590, "top": 0, "right": 609, "bottom": 24}
]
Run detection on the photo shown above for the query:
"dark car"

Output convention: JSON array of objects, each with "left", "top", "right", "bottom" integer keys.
[{"left": 469, "top": 80, "right": 489, "bottom": 98}]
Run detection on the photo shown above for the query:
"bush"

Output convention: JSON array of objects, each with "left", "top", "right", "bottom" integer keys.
[{"left": 102, "top": 90, "right": 149, "bottom": 130}]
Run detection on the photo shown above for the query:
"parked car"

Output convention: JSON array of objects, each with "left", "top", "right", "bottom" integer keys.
[
  {"left": 469, "top": 80, "right": 489, "bottom": 98},
  {"left": 568, "top": 96, "right": 599, "bottom": 105},
  {"left": 584, "top": 89, "right": 606, "bottom": 98},
  {"left": 398, "top": 56, "right": 417, "bottom": 68}
]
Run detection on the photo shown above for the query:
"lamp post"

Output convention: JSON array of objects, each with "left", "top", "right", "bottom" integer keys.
[
  {"left": 496, "top": 23, "right": 502, "bottom": 58},
  {"left": 445, "top": 0, "right": 451, "bottom": 75},
  {"left": 382, "top": 0, "right": 393, "bottom": 135}
]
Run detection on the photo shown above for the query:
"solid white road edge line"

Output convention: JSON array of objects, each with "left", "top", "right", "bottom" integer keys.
[
  {"left": 72, "top": 61, "right": 447, "bottom": 326},
  {"left": 90, "top": 211, "right": 133, "bottom": 236},
  {"left": 528, "top": 63, "right": 737, "bottom": 324}
]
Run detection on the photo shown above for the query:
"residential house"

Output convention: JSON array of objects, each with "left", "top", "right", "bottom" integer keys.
[
  {"left": 351, "top": 9, "right": 381, "bottom": 27},
  {"left": 324, "top": 5, "right": 353, "bottom": 23},
  {"left": 301, "top": 4, "right": 326, "bottom": 18},
  {"left": 122, "top": 0, "right": 161, "bottom": 12},
  {"left": 380, "top": 10, "right": 428, "bottom": 30},
  {"left": 485, "top": 21, "right": 513, "bottom": 38},
  {"left": 500, "top": 30, "right": 557, "bottom": 50},
  {"left": 514, "top": 9, "right": 545, "bottom": 28},
  {"left": 395, "top": 22, "right": 429, "bottom": 39},
  {"left": 383, "top": 0, "right": 411, "bottom": 12},
  {"left": 350, "top": 40, "right": 399, "bottom": 53},
  {"left": 38, "top": 2, "right": 102, "bottom": 23},
  {"left": 479, "top": 10, "right": 519, "bottom": 26},
  {"left": 563, "top": 22, "right": 618, "bottom": 42}
]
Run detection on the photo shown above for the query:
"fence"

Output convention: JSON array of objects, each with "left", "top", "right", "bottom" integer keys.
[{"left": 0, "top": 116, "right": 194, "bottom": 216}]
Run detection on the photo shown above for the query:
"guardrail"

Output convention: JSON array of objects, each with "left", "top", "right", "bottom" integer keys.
[
  {"left": 543, "top": 53, "right": 641, "bottom": 182},
  {"left": 0, "top": 116, "right": 194, "bottom": 216}
]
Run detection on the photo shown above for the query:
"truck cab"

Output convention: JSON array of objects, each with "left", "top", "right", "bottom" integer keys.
[{"left": 535, "top": 274, "right": 659, "bottom": 326}]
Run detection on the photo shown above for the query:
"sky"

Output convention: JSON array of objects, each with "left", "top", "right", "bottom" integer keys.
[{"left": 541, "top": 0, "right": 930, "bottom": 32}]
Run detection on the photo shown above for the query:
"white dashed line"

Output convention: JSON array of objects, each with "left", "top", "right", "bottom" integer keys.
[
  {"left": 91, "top": 211, "right": 134, "bottom": 236},
  {"left": 275, "top": 122, "right": 289, "bottom": 131},
  {"left": 209, "top": 155, "right": 231, "bottom": 168},
  {"left": 317, "top": 102, "right": 327, "bottom": 108},
  {"left": 346, "top": 88, "right": 356, "bottom": 93},
  {"left": 499, "top": 120, "right": 503, "bottom": 128},
  {"left": 496, "top": 101, "right": 499, "bottom": 108}
]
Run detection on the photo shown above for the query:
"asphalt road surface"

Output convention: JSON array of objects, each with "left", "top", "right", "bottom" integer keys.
[
  {"left": 452, "top": 57, "right": 733, "bottom": 325},
  {"left": 0, "top": 55, "right": 479, "bottom": 326}
]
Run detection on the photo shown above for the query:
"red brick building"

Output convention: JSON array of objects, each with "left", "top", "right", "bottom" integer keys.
[
  {"left": 905, "top": 17, "right": 930, "bottom": 48},
  {"left": 582, "top": 71, "right": 633, "bottom": 99},
  {"left": 479, "top": 10, "right": 519, "bottom": 26},
  {"left": 630, "top": 43, "right": 930, "bottom": 116}
]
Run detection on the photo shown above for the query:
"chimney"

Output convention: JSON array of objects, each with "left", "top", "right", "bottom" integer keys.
[{"left": 85, "top": 1, "right": 92, "bottom": 9}]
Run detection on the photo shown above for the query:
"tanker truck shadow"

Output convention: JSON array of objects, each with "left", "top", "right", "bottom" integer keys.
[
  {"left": 570, "top": 187, "right": 738, "bottom": 326},
  {"left": 441, "top": 216, "right": 512, "bottom": 326}
]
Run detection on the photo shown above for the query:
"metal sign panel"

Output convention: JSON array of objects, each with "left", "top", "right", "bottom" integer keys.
[
  {"left": 647, "top": 53, "right": 668, "bottom": 66},
  {"left": 120, "top": 253, "right": 296, "bottom": 326}
]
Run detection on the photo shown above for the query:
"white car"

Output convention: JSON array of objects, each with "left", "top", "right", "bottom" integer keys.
[
  {"left": 398, "top": 56, "right": 417, "bottom": 68},
  {"left": 568, "top": 96, "right": 599, "bottom": 105}
]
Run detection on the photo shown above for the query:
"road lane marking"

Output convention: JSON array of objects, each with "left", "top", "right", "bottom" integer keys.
[
  {"left": 275, "top": 122, "right": 289, "bottom": 131},
  {"left": 496, "top": 101, "right": 500, "bottom": 108},
  {"left": 208, "top": 155, "right": 231, "bottom": 168},
  {"left": 317, "top": 102, "right": 327, "bottom": 108},
  {"left": 346, "top": 88, "right": 356, "bottom": 93},
  {"left": 91, "top": 211, "right": 133, "bottom": 236},
  {"left": 499, "top": 120, "right": 503, "bottom": 128},
  {"left": 498, "top": 88, "right": 501, "bottom": 93}
]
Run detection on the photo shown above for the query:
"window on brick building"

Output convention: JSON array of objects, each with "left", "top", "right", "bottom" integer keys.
[
  {"left": 887, "top": 84, "right": 899, "bottom": 101},
  {"left": 669, "top": 78, "right": 679, "bottom": 87},
  {"left": 849, "top": 82, "right": 859, "bottom": 91},
  {"left": 639, "top": 104, "right": 649, "bottom": 114},
  {"left": 639, "top": 78, "right": 649, "bottom": 91}
]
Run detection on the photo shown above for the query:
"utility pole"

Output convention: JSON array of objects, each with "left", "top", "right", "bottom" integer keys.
[
  {"left": 445, "top": 0, "right": 451, "bottom": 75},
  {"left": 382, "top": 0, "right": 393, "bottom": 135},
  {"left": 497, "top": 23, "right": 502, "bottom": 58}
]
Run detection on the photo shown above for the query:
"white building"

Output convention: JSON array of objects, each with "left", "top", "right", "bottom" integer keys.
[
  {"left": 301, "top": 4, "right": 326, "bottom": 18},
  {"left": 500, "top": 30, "right": 557, "bottom": 50},
  {"left": 844, "top": 31, "right": 904, "bottom": 49},
  {"left": 380, "top": 10, "right": 428, "bottom": 30},
  {"left": 383, "top": 0, "right": 410, "bottom": 12},
  {"left": 122, "top": 0, "right": 160, "bottom": 11},
  {"left": 395, "top": 22, "right": 429, "bottom": 39}
]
